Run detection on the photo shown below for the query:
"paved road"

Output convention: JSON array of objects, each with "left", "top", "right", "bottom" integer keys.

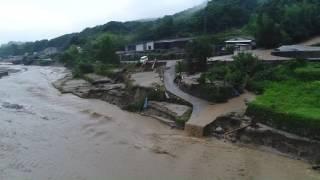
[
  {"left": 164, "top": 61, "right": 255, "bottom": 136},
  {"left": 164, "top": 61, "right": 208, "bottom": 118}
]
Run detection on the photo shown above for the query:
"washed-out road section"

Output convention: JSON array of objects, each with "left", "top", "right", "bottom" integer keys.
[{"left": 164, "top": 61, "right": 255, "bottom": 137}]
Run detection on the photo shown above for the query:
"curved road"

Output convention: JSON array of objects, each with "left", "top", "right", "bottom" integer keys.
[
  {"left": 164, "top": 61, "right": 255, "bottom": 136},
  {"left": 164, "top": 61, "right": 209, "bottom": 118}
]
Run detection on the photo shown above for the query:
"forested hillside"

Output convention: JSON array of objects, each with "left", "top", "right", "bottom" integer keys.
[
  {"left": 1, "top": 0, "right": 319, "bottom": 57},
  {"left": 250, "top": 0, "right": 320, "bottom": 48}
]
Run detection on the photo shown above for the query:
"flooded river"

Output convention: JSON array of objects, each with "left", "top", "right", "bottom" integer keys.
[{"left": 0, "top": 65, "right": 319, "bottom": 180}]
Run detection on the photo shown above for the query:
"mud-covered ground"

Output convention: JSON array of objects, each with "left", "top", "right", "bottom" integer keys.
[{"left": 0, "top": 65, "right": 319, "bottom": 180}]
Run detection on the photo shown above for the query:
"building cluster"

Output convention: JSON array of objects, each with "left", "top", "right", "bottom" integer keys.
[
  {"left": 118, "top": 36, "right": 258, "bottom": 62},
  {"left": 125, "top": 37, "right": 194, "bottom": 52},
  {"left": 1, "top": 47, "right": 59, "bottom": 65}
]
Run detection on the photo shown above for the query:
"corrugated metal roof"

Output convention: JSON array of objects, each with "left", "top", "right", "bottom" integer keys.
[{"left": 225, "top": 37, "right": 255, "bottom": 43}]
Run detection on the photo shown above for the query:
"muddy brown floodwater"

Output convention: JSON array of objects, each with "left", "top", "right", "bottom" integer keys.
[{"left": 0, "top": 65, "right": 319, "bottom": 180}]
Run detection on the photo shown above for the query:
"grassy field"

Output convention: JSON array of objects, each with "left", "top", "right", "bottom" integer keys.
[
  {"left": 295, "top": 63, "right": 320, "bottom": 80},
  {"left": 247, "top": 62, "right": 320, "bottom": 138}
]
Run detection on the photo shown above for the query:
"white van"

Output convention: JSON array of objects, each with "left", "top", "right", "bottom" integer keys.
[{"left": 140, "top": 56, "right": 148, "bottom": 64}]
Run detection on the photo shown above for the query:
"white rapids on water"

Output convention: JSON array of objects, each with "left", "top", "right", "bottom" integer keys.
[{"left": 0, "top": 65, "right": 319, "bottom": 180}]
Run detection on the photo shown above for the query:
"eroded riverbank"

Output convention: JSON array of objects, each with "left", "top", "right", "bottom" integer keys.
[{"left": 0, "top": 65, "right": 319, "bottom": 180}]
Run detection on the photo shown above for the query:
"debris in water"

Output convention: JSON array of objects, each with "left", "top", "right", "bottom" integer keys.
[
  {"left": 2, "top": 102, "right": 24, "bottom": 110},
  {"left": 151, "top": 146, "right": 176, "bottom": 158},
  {"left": 90, "top": 112, "right": 103, "bottom": 118},
  {"left": 41, "top": 116, "right": 49, "bottom": 120},
  {"left": 214, "top": 126, "right": 224, "bottom": 134}
]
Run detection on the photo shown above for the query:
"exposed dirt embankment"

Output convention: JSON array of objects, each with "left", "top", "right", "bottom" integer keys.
[
  {"left": 53, "top": 73, "right": 128, "bottom": 108},
  {"left": 207, "top": 113, "right": 320, "bottom": 166},
  {"left": 53, "top": 69, "right": 192, "bottom": 127}
]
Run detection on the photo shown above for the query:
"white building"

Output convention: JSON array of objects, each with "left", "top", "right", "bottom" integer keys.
[
  {"left": 134, "top": 41, "right": 155, "bottom": 52},
  {"left": 146, "top": 42, "right": 154, "bottom": 51},
  {"left": 136, "top": 43, "right": 145, "bottom": 52}
]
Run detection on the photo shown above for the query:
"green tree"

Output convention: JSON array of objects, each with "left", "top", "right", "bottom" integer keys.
[
  {"left": 92, "top": 34, "right": 119, "bottom": 64},
  {"left": 255, "top": 13, "right": 283, "bottom": 48},
  {"left": 253, "top": 0, "right": 320, "bottom": 48},
  {"left": 60, "top": 45, "right": 80, "bottom": 67},
  {"left": 233, "top": 52, "right": 260, "bottom": 76},
  {"left": 203, "top": 53, "right": 261, "bottom": 92},
  {"left": 185, "top": 38, "right": 212, "bottom": 73}
]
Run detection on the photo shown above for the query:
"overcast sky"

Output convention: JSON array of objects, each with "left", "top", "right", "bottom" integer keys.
[{"left": 0, "top": 0, "right": 205, "bottom": 45}]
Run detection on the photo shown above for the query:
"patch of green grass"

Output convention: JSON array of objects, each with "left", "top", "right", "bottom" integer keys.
[
  {"left": 252, "top": 81, "right": 320, "bottom": 119},
  {"left": 294, "top": 63, "right": 320, "bottom": 80},
  {"left": 246, "top": 62, "right": 320, "bottom": 138},
  {"left": 248, "top": 80, "right": 320, "bottom": 138}
]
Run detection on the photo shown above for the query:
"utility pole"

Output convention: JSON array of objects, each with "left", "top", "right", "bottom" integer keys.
[{"left": 204, "top": 0, "right": 210, "bottom": 34}]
